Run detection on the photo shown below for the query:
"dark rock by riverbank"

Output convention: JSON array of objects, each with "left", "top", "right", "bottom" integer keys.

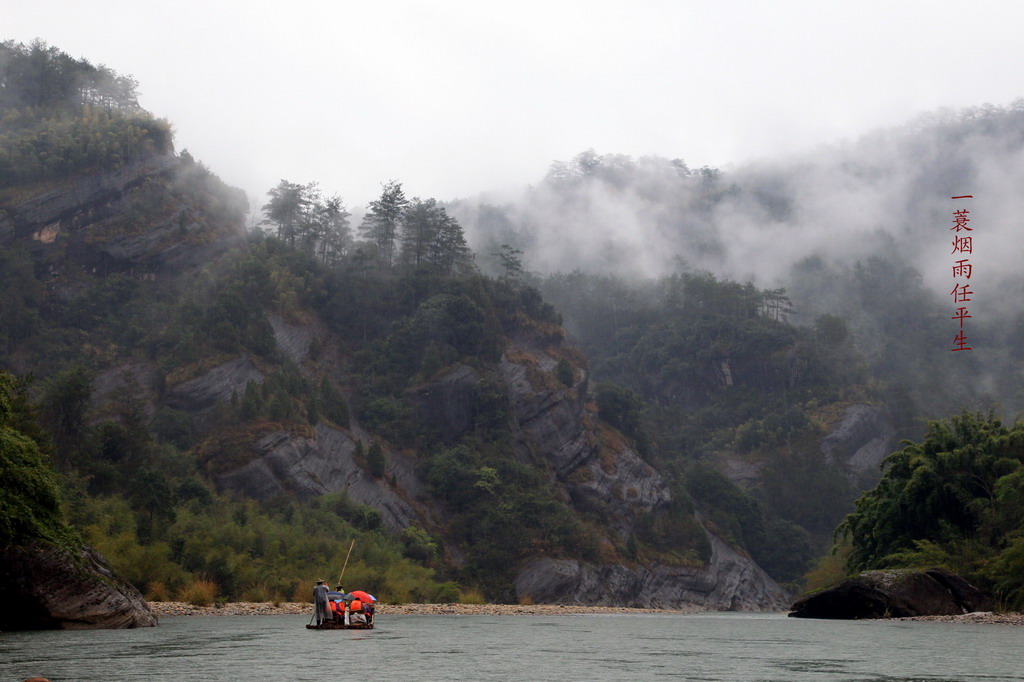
[
  {"left": 788, "top": 567, "right": 991, "bottom": 620},
  {"left": 0, "top": 541, "right": 157, "bottom": 630}
]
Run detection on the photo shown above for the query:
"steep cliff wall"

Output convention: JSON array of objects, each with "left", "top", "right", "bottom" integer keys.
[
  {"left": 820, "top": 403, "right": 896, "bottom": 487},
  {"left": 0, "top": 150, "right": 246, "bottom": 282},
  {"left": 500, "top": 333, "right": 787, "bottom": 609},
  {"left": 214, "top": 423, "right": 423, "bottom": 532},
  {"left": 182, "top": 318, "right": 786, "bottom": 609},
  {"left": 501, "top": 334, "right": 670, "bottom": 534}
]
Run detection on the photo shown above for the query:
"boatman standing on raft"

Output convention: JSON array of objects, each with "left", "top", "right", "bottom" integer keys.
[{"left": 313, "top": 580, "right": 330, "bottom": 626}]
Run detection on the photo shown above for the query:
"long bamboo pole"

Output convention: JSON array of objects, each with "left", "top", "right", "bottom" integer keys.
[{"left": 337, "top": 538, "right": 356, "bottom": 588}]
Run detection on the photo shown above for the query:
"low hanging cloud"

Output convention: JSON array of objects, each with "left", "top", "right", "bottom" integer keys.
[{"left": 452, "top": 101, "right": 1024, "bottom": 324}]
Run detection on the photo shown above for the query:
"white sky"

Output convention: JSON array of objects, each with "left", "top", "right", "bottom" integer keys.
[{"left": 6, "top": 0, "right": 1024, "bottom": 209}]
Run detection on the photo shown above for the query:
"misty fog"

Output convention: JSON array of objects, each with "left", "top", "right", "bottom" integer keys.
[{"left": 449, "top": 101, "right": 1024, "bottom": 418}]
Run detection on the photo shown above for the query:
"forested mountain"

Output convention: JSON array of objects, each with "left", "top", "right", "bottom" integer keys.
[
  {"left": 0, "top": 40, "right": 787, "bottom": 610},
  {"left": 445, "top": 104, "right": 1024, "bottom": 606},
  {"left": 3, "top": 40, "right": 1021, "bottom": 613},
  {"left": 454, "top": 106, "right": 1024, "bottom": 423}
]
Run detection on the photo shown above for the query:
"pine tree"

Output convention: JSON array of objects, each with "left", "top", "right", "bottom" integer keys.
[
  {"left": 400, "top": 198, "right": 442, "bottom": 269},
  {"left": 359, "top": 180, "right": 407, "bottom": 270},
  {"left": 261, "top": 180, "right": 308, "bottom": 247}
]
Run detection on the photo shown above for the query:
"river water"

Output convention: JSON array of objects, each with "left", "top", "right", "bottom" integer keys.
[{"left": 1, "top": 612, "right": 1021, "bottom": 681}]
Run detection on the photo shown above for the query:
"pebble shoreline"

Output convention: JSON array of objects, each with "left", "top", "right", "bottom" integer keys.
[
  {"left": 888, "top": 611, "right": 1024, "bottom": 625},
  {"left": 146, "top": 601, "right": 1023, "bottom": 624},
  {"left": 146, "top": 601, "right": 694, "bottom": 618}
]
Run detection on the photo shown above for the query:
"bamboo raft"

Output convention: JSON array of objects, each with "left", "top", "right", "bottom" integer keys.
[{"left": 306, "top": 620, "right": 374, "bottom": 630}]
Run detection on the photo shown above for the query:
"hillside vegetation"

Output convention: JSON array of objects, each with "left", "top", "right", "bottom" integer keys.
[
  {"left": 5, "top": 40, "right": 1021, "bottom": 608},
  {"left": 2, "top": 41, "right": 729, "bottom": 605},
  {"left": 837, "top": 412, "right": 1024, "bottom": 609}
]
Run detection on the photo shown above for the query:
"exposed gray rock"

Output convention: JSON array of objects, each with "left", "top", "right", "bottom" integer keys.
[
  {"left": 501, "top": 336, "right": 673, "bottom": 539},
  {"left": 514, "top": 531, "right": 789, "bottom": 611},
  {"left": 95, "top": 213, "right": 242, "bottom": 275},
  {"left": 267, "top": 312, "right": 326, "bottom": 364},
  {"left": 501, "top": 342, "right": 590, "bottom": 475},
  {"left": 789, "top": 568, "right": 992, "bottom": 619},
  {"left": 165, "top": 356, "right": 264, "bottom": 412},
  {"left": 498, "top": 335, "right": 788, "bottom": 609},
  {"left": 215, "top": 424, "right": 421, "bottom": 531},
  {"left": 2, "top": 152, "right": 245, "bottom": 281},
  {"left": 719, "top": 457, "right": 764, "bottom": 486},
  {"left": 202, "top": 318, "right": 788, "bottom": 610},
  {"left": 565, "top": 442, "right": 671, "bottom": 538},
  {"left": 0, "top": 541, "right": 157, "bottom": 630},
  {"left": 822, "top": 404, "right": 897, "bottom": 485}
]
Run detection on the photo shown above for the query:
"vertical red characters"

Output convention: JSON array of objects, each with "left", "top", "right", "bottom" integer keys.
[{"left": 950, "top": 195, "right": 974, "bottom": 351}]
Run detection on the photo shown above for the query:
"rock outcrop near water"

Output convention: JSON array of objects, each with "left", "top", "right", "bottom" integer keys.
[
  {"left": 515, "top": 531, "right": 790, "bottom": 610},
  {"left": 788, "top": 568, "right": 992, "bottom": 619},
  {"left": 0, "top": 541, "right": 157, "bottom": 630}
]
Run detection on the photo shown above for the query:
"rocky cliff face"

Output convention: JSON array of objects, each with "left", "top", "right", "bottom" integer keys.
[
  {"left": 0, "top": 541, "right": 157, "bottom": 630},
  {"left": 720, "top": 403, "right": 897, "bottom": 492},
  {"left": 493, "top": 333, "right": 786, "bottom": 609},
  {"left": 214, "top": 423, "right": 423, "bottom": 532},
  {"left": 501, "top": 334, "right": 670, "bottom": 537},
  {"left": 179, "top": 321, "right": 786, "bottom": 610},
  {"left": 1, "top": 156, "right": 171, "bottom": 241},
  {"left": 514, "top": 531, "right": 789, "bottom": 610},
  {"left": 166, "top": 356, "right": 266, "bottom": 413},
  {"left": 0, "top": 149, "right": 253, "bottom": 630},
  {"left": 0, "top": 151, "right": 246, "bottom": 282},
  {"left": 821, "top": 404, "right": 896, "bottom": 488}
]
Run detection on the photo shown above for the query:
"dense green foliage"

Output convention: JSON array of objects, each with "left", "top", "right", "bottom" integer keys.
[
  {"left": 0, "top": 40, "right": 171, "bottom": 186},
  {"left": 787, "top": 254, "right": 998, "bottom": 432},
  {"left": 0, "top": 237, "right": 469, "bottom": 601},
  {"left": 68, "top": 488, "right": 447, "bottom": 603},
  {"left": 836, "top": 412, "right": 1024, "bottom": 608},
  {"left": 0, "top": 39, "right": 140, "bottom": 113},
  {"left": 0, "top": 371, "right": 77, "bottom": 549},
  {"left": 261, "top": 179, "right": 351, "bottom": 265},
  {"left": 427, "top": 441, "right": 595, "bottom": 594},
  {"left": 0, "top": 106, "right": 173, "bottom": 186}
]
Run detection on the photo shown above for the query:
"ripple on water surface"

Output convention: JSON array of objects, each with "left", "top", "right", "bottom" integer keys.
[{"left": 1, "top": 612, "right": 1023, "bottom": 681}]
